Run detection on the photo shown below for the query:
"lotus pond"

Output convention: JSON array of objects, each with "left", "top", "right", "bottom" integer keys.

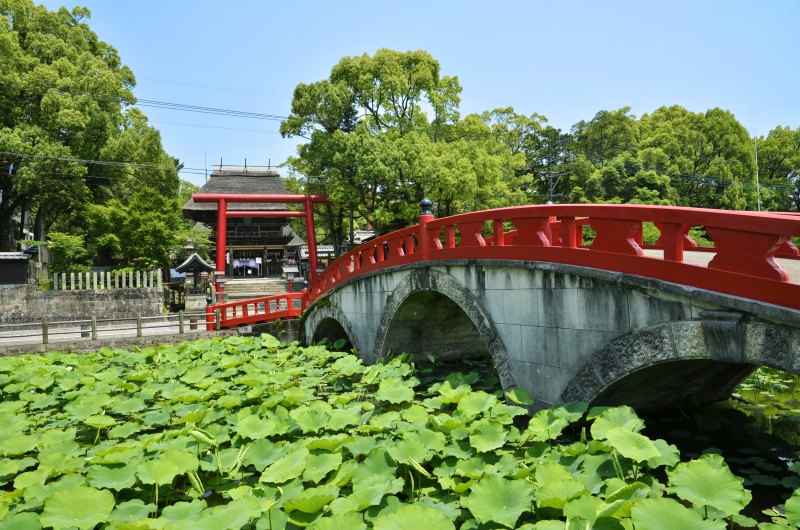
[{"left": 0, "top": 335, "right": 799, "bottom": 529}]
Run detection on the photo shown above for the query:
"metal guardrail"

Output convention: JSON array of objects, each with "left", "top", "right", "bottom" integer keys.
[{"left": 0, "top": 311, "right": 220, "bottom": 345}]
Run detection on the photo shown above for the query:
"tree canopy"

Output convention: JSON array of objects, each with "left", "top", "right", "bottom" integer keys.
[
  {"left": 282, "top": 51, "right": 800, "bottom": 254},
  {"left": 0, "top": 0, "right": 193, "bottom": 270}
]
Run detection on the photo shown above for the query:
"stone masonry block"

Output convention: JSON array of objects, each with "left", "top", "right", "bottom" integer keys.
[
  {"left": 639, "top": 325, "right": 676, "bottom": 363},
  {"left": 626, "top": 289, "right": 690, "bottom": 331},
  {"left": 577, "top": 288, "right": 630, "bottom": 332},
  {"left": 502, "top": 288, "right": 538, "bottom": 327},
  {"left": 537, "top": 288, "right": 581, "bottom": 330},
  {"left": 485, "top": 268, "right": 519, "bottom": 290},
  {"left": 592, "top": 343, "right": 627, "bottom": 385},
  {"left": 670, "top": 321, "right": 707, "bottom": 359},
  {"left": 745, "top": 324, "right": 791, "bottom": 370}
]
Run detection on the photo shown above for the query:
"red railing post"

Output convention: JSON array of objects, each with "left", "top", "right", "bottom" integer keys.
[
  {"left": 662, "top": 222, "right": 685, "bottom": 262},
  {"left": 419, "top": 199, "right": 433, "bottom": 260},
  {"left": 561, "top": 217, "right": 577, "bottom": 248},
  {"left": 205, "top": 301, "right": 214, "bottom": 331}
]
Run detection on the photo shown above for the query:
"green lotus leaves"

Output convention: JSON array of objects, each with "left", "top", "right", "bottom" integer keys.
[
  {"left": 0, "top": 333, "right": 770, "bottom": 528},
  {"left": 631, "top": 498, "right": 726, "bottom": 530},
  {"left": 666, "top": 454, "right": 749, "bottom": 516},
  {"left": 505, "top": 387, "right": 534, "bottom": 406},
  {"left": 39, "top": 486, "right": 115, "bottom": 530},
  {"left": 136, "top": 458, "right": 181, "bottom": 485},
  {"left": 387, "top": 437, "right": 430, "bottom": 464},
  {"left": 462, "top": 475, "right": 533, "bottom": 528},
  {"left": 604, "top": 428, "right": 661, "bottom": 462},
  {"left": 373, "top": 504, "right": 456, "bottom": 530},
  {"left": 376, "top": 377, "right": 415, "bottom": 404},
  {"left": 457, "top": 390, "right": 499, "bottom": 418},
  {"left": 592, "top": 406, "right": 644, "bottom": 439},
  {"left": 284, "top": 484, "right": 340, "bottom": 513},
  {"left": 107, "top": 498, "right": 156, "bottom": 522},
  {"left": 786, "top": 488, "right": 800, "bottom": 526},
  {"left": 0, "top": 512, "right": 41, "bottom": 530},
  {"left": 304, "top": 452, "right": 343, "bottom": 483},
  {"left": 469, "top": 419, "right": 507, "bottom": 452},
  {"left": 0, "top": 434, "right": 38, "bottom": 456},
  {"left": 87, "top": 464, "right": 138, "bottom": 490},
  {"left": 236, "top": 414, "right": 276, "bottom": 439},
  {"left": 261, "top": 446, "right": 309, "bottom": 483},
  {"left": 308, "top": 513, "right": 368, "bottom": 530},
  {"left": 526, "top": 410, "right": 569, "bottom": 441}
]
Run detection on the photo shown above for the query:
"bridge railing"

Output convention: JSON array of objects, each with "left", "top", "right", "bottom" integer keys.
[
  {"left": 209, "top": 292, "right": 305, "bottom": 329},
  {"left": 307, "top": 204, "right": 800, "bottom": 311}
]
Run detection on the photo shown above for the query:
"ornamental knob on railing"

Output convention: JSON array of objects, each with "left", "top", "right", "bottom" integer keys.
[{"left": 420, "top": 198, "right": 433, "bottom": 217}]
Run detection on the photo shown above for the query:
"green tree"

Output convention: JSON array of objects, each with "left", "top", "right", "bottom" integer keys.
[
  {"left": 0, "top": 0, "right": 178, "bottom": 253},
  {"left": 282, "top": 49, "right": 524, "bottom": 252}
]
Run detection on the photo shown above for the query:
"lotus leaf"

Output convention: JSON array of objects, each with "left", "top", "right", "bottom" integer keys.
[
  {"left": 667, "top": 455, "right": 749, "bottom": 515},
  {"left": 786, "top": 488, "right": 800, "bottom": 526},
  {"left": 0, "top": 512, "right": 40, "bottom": 530},
  {"left": 631, "top": 497, "right": 726, "bottom": 530},
  {"left": 294, "top": 408, "right": 330, "bottom": 433},
  {"left": 284, "top": 484, "right": 340, "bottom": 513},
  {"left": 172, "top": 497, "right": 262, "bottom": 530},
  {"left": 107, "top": 499, "right": 155, "bottom": 522},
  {"left": 304, "top": 453, "right": 343, "bottom": 483},
  {"left": 469, "top": 419, "right": 507, "bottom": 452},
  {"left": 604, "top": 428, "right": 661, "bottom": 462},
  {"left": 591, "top": 406, "right": 644, "bottom": 441},
  {"left": 505, "top": 387, "right": 534, "bottom": 406},
  {"left": 136, "top": 458, "right": 180, "bottom": 485},
  {"left": 308, "top": 513, "right": 367, "bottom": 530},
  {"left": 328, "top": 408, "right": 361, "bottom": 430},
  {"left": 0, "top": 434, "right": 37, "bottom": 456},
  {"left": 330, "top": 482, "right": 393, "bottom": 514},
  {"left": 84, "top": 414, "right": 116, "bottom": 429},
  {"left": 536, "top": 478, "right": 587, "bottom": 509},
  {"left": 260, "top": 446, "right": 309, "bottom": 483},
  {"left": 526, "top": 410, "right": 568, "bottom": 441},
  {"left": 87, "top": 464, "right": 138, "bottom": 491},
  {"left": 372, "top": 504, "right": 455, "bottom": 530},
  {"left": 462, "top": 475, "right": 533, "bottom": 528},
  {"left": 39, "top": 486, "right": 115, "bottom": 530},
  {"left": 161, "top": 499, "right": 207, "bottom": 523},
  {"left": 376, "top": 377, "right": 415, "bottom": 404},
  {"left": 236, "top": 414, "right": 276, "bottom": 439},
  {"left": 243, "top": 439, "right": 285, "bottom": 471},
  {"left": 388, "top": 438, "right": 430, "bottom": 464},
  {"left": 345, "top": 437, "right": 378, "bottom": 457},
  {"left": 552, "top": 401, "right": 588, "bottom": 422},
  {"left": 458, "top": 391, "right": 499, "bottom": 418}
]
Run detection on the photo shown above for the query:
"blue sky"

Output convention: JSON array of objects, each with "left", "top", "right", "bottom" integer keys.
[{"left": 40, "top": 0, "right": 800, "bottom": 187}]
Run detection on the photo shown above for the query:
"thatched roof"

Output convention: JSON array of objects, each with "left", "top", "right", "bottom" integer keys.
[
  {"left": 182, "top": 167, "right": 290, "bottom": 218},
  {"left": 175, "top": 252, "right": 214, "bottom": 273}
]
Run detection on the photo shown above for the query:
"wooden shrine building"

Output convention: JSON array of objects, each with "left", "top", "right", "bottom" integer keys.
[{"left": 182, "top": 166, "right": 305, "bottom": 279}]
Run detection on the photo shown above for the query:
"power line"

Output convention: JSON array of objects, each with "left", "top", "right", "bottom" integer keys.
[
  {"left": 137, "top": 77, "right": 290, "bottom": 99},
  {"left": 149, "top": 120, "right": 281, "bottom": 134}
]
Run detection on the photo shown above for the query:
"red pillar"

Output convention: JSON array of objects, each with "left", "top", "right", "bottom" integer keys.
[
  {"left": 216, "top": 198, "right": 227, "bottom": 300},
  {"left": 305, "top": 196, "right": 318, "bottom": 281}
]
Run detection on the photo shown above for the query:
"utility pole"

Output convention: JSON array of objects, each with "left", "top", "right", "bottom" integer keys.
[{"left": 754, "top": 137, "right": 761, "bottom": 212}]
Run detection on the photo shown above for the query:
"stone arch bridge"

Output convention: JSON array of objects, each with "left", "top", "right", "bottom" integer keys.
[{"left": 213, "top": 203, "right": 800, "bottom": 412}]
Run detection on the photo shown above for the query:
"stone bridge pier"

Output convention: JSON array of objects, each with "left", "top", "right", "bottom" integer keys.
[{"left": 304, "top": 261, "right": 800, "bottom": 412}]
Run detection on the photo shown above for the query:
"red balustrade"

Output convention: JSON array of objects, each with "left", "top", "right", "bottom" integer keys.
[
  {"left": 305, "top": 204, "right": 800, "bottom": 312},
  {"left": 207, "top": 292, "right": 305, "bottom": 330}
]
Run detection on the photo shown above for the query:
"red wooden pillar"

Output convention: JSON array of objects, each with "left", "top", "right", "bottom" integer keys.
[
  {"left": 305, "top": 196, "right": 318, "bottom": 281},
  {"left": 215, "top": 198, "right": 227, "bottom": 300}
]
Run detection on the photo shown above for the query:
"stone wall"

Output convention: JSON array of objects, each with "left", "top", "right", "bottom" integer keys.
[{"left": 0, "top": 285, "right": 163, "bottom": 324}]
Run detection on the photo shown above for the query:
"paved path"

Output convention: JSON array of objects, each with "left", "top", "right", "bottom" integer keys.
[
  {"left": 0, "top": 319, "right": 209, "bottom": 347},
  {"left": 643, "top": 249, "right": 800, "bottom": 283}
]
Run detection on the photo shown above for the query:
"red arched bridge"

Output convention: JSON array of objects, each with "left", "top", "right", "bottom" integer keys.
[{"left": 200, "top": 196, "right": 800, "bottom": 411}]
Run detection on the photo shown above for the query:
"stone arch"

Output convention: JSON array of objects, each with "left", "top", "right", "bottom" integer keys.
[
  {"left": 372, "top": 267, "right": 519, "bottom": 392},
  {"left": 305, "top": 305, "right": 362, "bottom": 355},
  {"left": 558, "top": 316, "right": 799, "bottom": 412}
]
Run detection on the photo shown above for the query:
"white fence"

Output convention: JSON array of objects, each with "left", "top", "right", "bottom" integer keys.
[{"left": 53, "top": 269, "right": 162, "bottom": 291}]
